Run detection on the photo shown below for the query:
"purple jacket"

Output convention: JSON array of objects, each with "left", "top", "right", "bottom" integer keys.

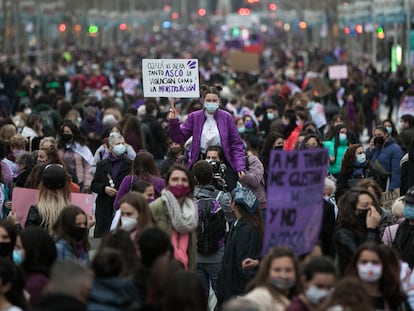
[
  {"left": 169, "top": 109, "right": 245, "bottom": 172},
  {"left": 113, "top": 174, "right": 165, "bottom": 210}
]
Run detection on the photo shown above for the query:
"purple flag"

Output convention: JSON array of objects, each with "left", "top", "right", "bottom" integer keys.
[{"left": 262, "top": 148, "right": 328, "bottom": 256}]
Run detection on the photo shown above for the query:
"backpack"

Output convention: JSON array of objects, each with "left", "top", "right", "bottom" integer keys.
[{"left": 195, "top": 191, "right": 227, "bottom": 254}]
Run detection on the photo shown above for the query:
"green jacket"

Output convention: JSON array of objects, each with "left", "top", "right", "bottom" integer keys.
[
  {"left": 149, "top": 197, "right": 197, "bottom": 271},
  {"left": 323, "top": 139, "right": 348, "bottom": 175}
]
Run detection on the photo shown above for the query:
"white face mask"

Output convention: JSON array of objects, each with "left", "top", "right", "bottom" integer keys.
[
  {"left": 121, "top": 217, "right": 137, "bottom": 232},
  {"left": 305, "top": 286, "right": 332, "bottom": 305},
  {"left": 358, "top": 262, "right": 382, "bottom": 282}
]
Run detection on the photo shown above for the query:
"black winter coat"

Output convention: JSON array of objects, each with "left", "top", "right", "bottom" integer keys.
[
  {"left": 91, "top": 156, "right": 132, "bottom": 237},
  {"left": 217, "top": 218, "right": 262, "bottom": 305}
]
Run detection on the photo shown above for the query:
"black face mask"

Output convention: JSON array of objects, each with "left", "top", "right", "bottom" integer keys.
[
  {"left": 374, "top": 136, "right": 385, "bottom": 146},
  {"left": 357, "top": 209, "right": 369, "bottom": 226},
  {"left": 273, "top": 146, "right": 284, "bottom": 150},
  {"left": 70, "top": 227, "right": 87, "bottom": 242},
  {"left": 0, "top": 242, "right": 13, "bottom": 258},
  {"left": 62, "top": 133, "right": 73, "bottom": 143}
]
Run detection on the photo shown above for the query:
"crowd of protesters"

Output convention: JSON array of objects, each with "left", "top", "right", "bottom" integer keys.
[{"left": 0, "top": 27, "right": 412, "bottom": 311}]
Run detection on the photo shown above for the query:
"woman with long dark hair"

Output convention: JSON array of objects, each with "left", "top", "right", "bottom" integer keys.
[
  {"left": 336, "top": 144, "right": 378, "bottom": 200},
  {"left": 216, "top": 187, "right": 264, "bottom": 306},
  {"left": 150, "top": 165, "right": 198, "bottom": 270},
  {"left": 113, "top": 151, "right": 165, "bottom": 210},
  {"left": 333, "top": 188, "right": 382, "bottom": 275},
  {"left": 53, "top": 205, "right": 90, "bottom": 265},
  {"left": 244, "top": 247, "right": 301, "bottom": 311},
  {"left": 323, "top": 124, "right": 350, "bottom": 178},
  {"left": 346, "top": 242, "right": 411, "bottom": 310}
]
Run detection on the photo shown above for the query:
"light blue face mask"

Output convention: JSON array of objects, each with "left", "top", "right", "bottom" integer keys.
[
  {"left": 267, "top": 112, "right": 275, "bottom": 121},
  {"left": 204, "top": 102, "right": 219, "bottom": 114},
  {"left": 404, "top": 203, "right": 414, "bottom": 220},
  {"left": 13, "top": 249, "right": 23, "bottom": 265},
  {"left": 385, "top": 126, "right": 392, "bottom": 134},
  {"left": 238, "top": 127, "right": 246, "bottom": 133},
  {"left": 356, "top": 153, "right": 366, "bottom": 163}
]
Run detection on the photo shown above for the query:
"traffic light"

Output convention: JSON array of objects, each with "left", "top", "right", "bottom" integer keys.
[
  {"left": 299, "top": 21, "right": 307, "bottom": 30},
  {"left": 171, "top": 12, "right": 179, "bottom": 19},
  {"left": 58, "top": 23, "right": 66, "bottom": 32},
  {"left": 232, "top": 27, "right": 241, "bottom": 37},
  {"left": 88, "top": 25, "right": 99, "bottom": 34},
  {"left": 268, "top": 3, "right": 277, "bottom": 11},
  {"left": 74, "top": 24, "right": 82, "bottom": 32},
  {"left": 198, "top": 8, "right": 206, "bottom": 16},
  {"left": 344, "top": 27, "right": 351, "bottom": 35},
  {"left": 377, "top": 26, "right": 384, "bottom": 39},
  {"left": 355, "top": 24, "right": 363, "bottom": 34},
  {"left": 238, "top": 8, "right": 251, "bottom": 15},
  {"left": 119, "top": 23, "right": 127, "bottom": 31}
]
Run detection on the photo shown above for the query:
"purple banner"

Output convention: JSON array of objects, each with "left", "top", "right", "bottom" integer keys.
[{"left": 262, "top": 148, "right": 328, "bottom": 256}]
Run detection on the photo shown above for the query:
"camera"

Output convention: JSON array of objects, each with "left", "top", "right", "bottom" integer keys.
[{"left": 207, "top": 159, "right": 227, "bottom": 191}]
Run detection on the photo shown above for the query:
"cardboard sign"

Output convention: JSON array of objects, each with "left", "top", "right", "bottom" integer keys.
[
  {"left": 263, "top": 149, "right": 328, "bottom": 256},
  {"left": 309, "top": 77, "right": 331, "bottom": 98},
  {"left": 142, "top": 59, "right": 200, "bottom": 98},
  {"left": 381, "top": 189, "right": 400, "bottom": 210},
  {"left": 227, "top": 50, "right": 260, "bottom": 72},
  {"left": 12, "top": 187, "right": 94, "bottom": 227},
  {"left": 328, "top": 65, "right": 348, "bottom": 80}
]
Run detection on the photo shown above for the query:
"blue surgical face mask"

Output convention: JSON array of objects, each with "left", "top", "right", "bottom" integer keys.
[
  {"left": 385, "top": 126, "right": 392, "bottom": 134},
  {"left": 404, "top": 203, "right": 414, "bottom": 220},
  {"left": 113, "top": 144, "right": 126, "bottom": 156},
  {"left": 204, "top": 102, "right": 219, "bottom": 114},
  {"left": 356, "top": 153, "right": 366, "bottom": 164},
  {"left": 267, "top": 112, "right": 275, "bottom": 121},
  {"left": 339, "top": 133, "right": 347, "bottom": 142},
  {"left": 13, "top": 249, "right": 23, "bottom": 265},
  {"left": 238, "top": 127, "right": 246, "bottom": 133}
]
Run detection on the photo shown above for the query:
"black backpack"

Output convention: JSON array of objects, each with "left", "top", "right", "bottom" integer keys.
[
  {"left": 195, "top": 191, "right": 227, "bottom": 254},
  {"left": 141, "top": 121, "right": 155, "bottom": 152}
]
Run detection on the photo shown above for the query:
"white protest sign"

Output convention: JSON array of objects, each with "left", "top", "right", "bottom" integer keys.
[
  {"left": 142, "top": 59, "right": 200, "bottom": 98},
  {"left": 328, "top": 65, "right": 348, "bottom": 80}
]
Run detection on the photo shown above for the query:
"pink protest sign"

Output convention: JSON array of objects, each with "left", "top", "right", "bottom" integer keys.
[
  {"left": 263, "top": 148, "right": 328, "bottom": 256},
  {"left": 12, "top": 187, "right": 94, "bottom": 228}
]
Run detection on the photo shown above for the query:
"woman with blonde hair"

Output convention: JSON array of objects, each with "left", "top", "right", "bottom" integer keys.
[{"left": 11, "top": 164, "right": 71, "bottom": 232}]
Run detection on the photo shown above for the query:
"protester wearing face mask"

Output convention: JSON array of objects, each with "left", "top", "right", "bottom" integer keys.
[
  {"left": 91, "top": 133, "right": 132, "bottom": 238},
  {"left": 323, "top": 124, "right": 350, "bottom": 179},
  {"left": 14, "top": 227, "right": 57, "bottom": 307},
  {"left": 366, "top": 126, "right": 403, "bottom": 191},
  {"left": 286, "top": 256, "right": 336, "bottom": 311},
  {"left": 53, "top": 205, "right": 90, "bottom": 266},
  {"left": 259, "top": 133, "right": 285, "bottom": 188},
  {"left": 168, "top": 85, "right": 246, "bottom": 192},
  {"left": 57, "top": 120, "right": 95, "bottom": 193},
  {"left": 346, "top": 242, "right": 411, "bottom": 310},
  {"left": 333, "top": 188, "right": 382, "bottom": 276},
  {"left": 243, "top": 247, "right": 300, "bottom": 311},
  {"left": 0, "top": 220, "right": 17, "bottom": 261},
  {"left": 392, "top": 187, "right": 414, "bottom": 269},
  {"left": 150, "top": 165, "right": 198, "bottom": 270},
  {"left": 117, "top": 192, "right": 154, "bottom": 242},
  {"left": 336, "top": 144, "right": 379, "bottom": 200}
]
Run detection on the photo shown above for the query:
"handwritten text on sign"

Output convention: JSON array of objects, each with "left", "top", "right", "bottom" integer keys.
[
  {"left": 142, "top": 59, "right": 200, "bottom": 98},
  {"left": 262, "top": 149, "right": 328, "bottom": 256}
]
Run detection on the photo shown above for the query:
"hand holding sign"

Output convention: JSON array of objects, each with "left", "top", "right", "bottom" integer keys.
[{"left": 168, "top": 98, "right": 177, "bottom": 120}]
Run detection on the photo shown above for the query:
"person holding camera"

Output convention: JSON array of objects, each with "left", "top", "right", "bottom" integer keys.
[
  {"left": 205, "top": 145, "right": 228, "bottom": 191},
  {"left": 168, "top": 85, "right": 246, "bottom": 192},
  {"left": 193, "top": 160, "right": 231, "bottom": 302}
]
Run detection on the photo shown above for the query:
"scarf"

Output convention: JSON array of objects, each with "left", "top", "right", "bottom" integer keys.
[
  {"left": 352, "top": 161, "right": 367, "bottom": 178},
  {"left": 161, "top": 189, "right": 198, "bottom": 234}
]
